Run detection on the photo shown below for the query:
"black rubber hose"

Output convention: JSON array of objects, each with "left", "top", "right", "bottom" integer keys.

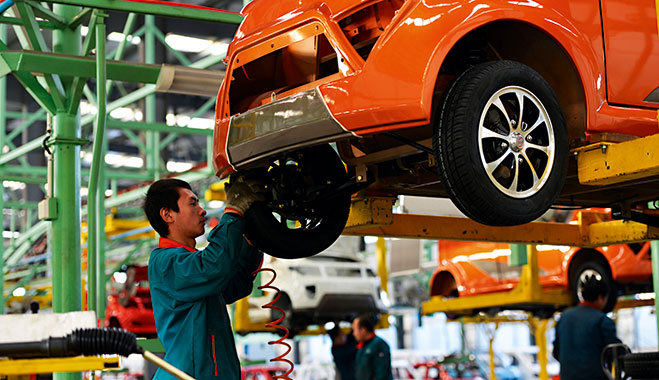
[{"left": 0, "top": 328, "right": 141, "bottom": 358}]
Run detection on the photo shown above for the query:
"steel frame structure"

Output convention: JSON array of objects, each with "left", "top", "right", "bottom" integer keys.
[{"left": 0, "top": 4, "right": 241, "bottom": 368}]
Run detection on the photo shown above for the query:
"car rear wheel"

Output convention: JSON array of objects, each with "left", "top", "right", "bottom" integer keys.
[
  {"left": 434, "top": 60, "right": 568, "bottom": 226},
  {"left": 571, "top": 259, "right": 618, "bottom": 313},
  {"left": 245, "top": 144, "right": 351, "bottom": 259}
]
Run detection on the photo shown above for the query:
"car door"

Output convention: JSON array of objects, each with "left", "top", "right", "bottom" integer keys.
[{"left": 600, "top": 0, "right": 659, "bottom": 108}]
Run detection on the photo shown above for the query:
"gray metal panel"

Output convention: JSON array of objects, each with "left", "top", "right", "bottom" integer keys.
[{"left": 228, "top": 88, "right": 349, "bottom": 165}]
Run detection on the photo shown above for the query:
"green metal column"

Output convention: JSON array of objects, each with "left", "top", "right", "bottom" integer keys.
[
  {"left": 87, "top": 11, "right": 108, "bottom": 319},
  {"left": 652, "top": 240, "right": 659, "bottom": 340},
  {"left": 52, "top": 5, "right": 82, "bottom": 380},
  {"left": 144, "top": 15, "right": 160, "bottom": 180},
  {"left": 0, "top": 23, "right": 5, "bottom": 315}
]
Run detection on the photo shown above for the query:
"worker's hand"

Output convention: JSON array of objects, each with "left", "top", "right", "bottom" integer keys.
[{"left": 224, "top": 174, "right": 266, "bottom": 216}]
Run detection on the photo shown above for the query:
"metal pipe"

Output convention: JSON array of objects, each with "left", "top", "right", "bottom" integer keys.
[
  {"left": 0, "top": 23, "right": 5, "bottom": 314},
  {"left": 87, "top": 11, "right": 108, "bottom": 318},
  {"left": 51, "top": 4, "right": 82, "bottom": 380},
  {"left": 145, "top": 15, "right": 159, "bottom": 180}
]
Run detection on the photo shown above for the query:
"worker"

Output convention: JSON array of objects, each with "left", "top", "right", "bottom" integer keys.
[
  {"left": 552, "top": 277, "right": 621, "bottom": 380},
  {"left": 328, "top": 325, "right": 357, "bottom": 380},
  {"left": 352, "top": 314, "right": 394, "bottom": 380},
  {"left": 144, "top": 177, "right": 264, "bottom": 379}
]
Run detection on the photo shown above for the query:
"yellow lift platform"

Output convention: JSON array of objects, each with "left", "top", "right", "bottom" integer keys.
[
  {"left": 0, "top": 356, "right": 120, "bottom": 377},
  {"left": 341, "top": 195, "right": 658, "bottom": 317}
]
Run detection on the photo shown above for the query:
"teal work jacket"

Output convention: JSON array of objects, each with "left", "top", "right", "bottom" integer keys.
[
  {"left": 148, "top": 213, "right": 262, "bottom": 380},
  {"left": 355, "top": 335, "right": 394, "bottom": 380}
]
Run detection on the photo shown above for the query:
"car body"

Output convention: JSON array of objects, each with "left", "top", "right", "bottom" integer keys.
[
  {"left": 213, "top": 0, "right": 659, "bottom": 238},
  {"left": 241, "top": 365, "right": 289, "bottom": 380},
  {"left": 105, "top": 265, "right": 157, "bottom": 337},
  {"left": 247, "top": 237, "right": 386, "bottom": 330},
  {"left": 428, "top": 235, "right": 652, "bottom": 312}
]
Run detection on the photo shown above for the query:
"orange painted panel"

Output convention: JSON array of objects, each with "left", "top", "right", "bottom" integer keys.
[{"left": 601, "top": 0, "right": 659, "bottom": 108}]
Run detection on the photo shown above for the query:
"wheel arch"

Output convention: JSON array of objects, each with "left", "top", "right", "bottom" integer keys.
[
  {"left": 430, "top": 20, "right": 588, "bottom": 147},
  {"left": 429, "top": 270, "right": 459, "bottom": 297},
  {"left": 566, "top": 248, "right": 612, "bottom": 289}
]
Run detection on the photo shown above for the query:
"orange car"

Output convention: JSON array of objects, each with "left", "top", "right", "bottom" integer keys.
[
  {"left": 428, "top": 239, "right": 653, "bottom": 313},
  {"left": 213, "top": 0, "right": 659, "bottom": 258},
  {"left": 105, "top": 266, "right": 157, "bottom": 337}
]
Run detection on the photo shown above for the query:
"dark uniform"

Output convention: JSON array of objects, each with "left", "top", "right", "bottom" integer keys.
[
  {"left": 331, "top": 333, "right": 357, "bottom": 380},
  {"left": 553, "top": 303, "right": 622, "bottom": 380},
  {"left": 149, "top": 213, "right": 262, "bottom": 380},
  {"left": 355, "top": 335, "right": 394, "bottom": 380}
]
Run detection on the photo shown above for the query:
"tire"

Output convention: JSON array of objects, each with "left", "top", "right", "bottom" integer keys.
[
  {"left": 434, "top": 61, "right": 568, "bottom": 226},
  {"left": 244, "top": 144, "right": 351, "bottom": 259},
  {"left": 622, "top": 352, "right": 659, "bottom": 378},
  {"left": 571, "top": 259, "right": 618, "bottom": 313}
]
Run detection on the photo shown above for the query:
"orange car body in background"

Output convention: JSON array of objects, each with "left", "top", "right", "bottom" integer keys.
[
  {"left": 429, "top": 240, "right": 652, "bottom": 305},
  {"left": 214, "top": 0, "right": 659, "bottom": 177}
]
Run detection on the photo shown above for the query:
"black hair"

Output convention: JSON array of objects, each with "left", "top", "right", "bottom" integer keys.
[
  {"left": 580, "top": 276, "right": 608, "bottom": 302},
  {"left": 328, "top": 325, "right": 342, "bottom": 341},
  {"left": 355, "top": 313, "right": 378, "bottom": 333},
  {"left": 143, "top": 179, "right": 191, "bottom": 237}
]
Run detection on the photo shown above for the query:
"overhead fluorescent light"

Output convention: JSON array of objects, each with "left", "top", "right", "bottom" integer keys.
[
  {"left": 80, "top": 27, "right": 141, "bottom": 45},
  {"left": 164, "top": 33, "right": 213, "bottom": 53},
  {"left": 105, "top": 152, "right": 144, "bottom": 168},
  {"left": 3, "top": 231, "right": 20, "bottom": 239},
  {"left": 167, "top": 161, "right": 194, "bottom": 173}
]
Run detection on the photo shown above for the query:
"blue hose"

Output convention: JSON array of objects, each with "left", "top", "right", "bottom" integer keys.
[{"left": 0, "top": 0, "right": 14, "bottom": 14}]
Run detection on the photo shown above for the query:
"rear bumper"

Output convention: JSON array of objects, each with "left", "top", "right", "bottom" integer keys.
[
  {"left": 298, "top": 294, "right": 382, "bottom": 318},
  {"left": 216, "top": 88, "right": 352, "bottom": 176}
]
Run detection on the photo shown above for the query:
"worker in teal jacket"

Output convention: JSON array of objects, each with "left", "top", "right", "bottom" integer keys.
[
  {"left": 352, "top": 314, "right": 394, "bottom": 380},
  {"left": 553, "top": 276, "right": 621, "bottom": 380},
  {"left": 144, "top": 177, "right": 263, "bottom": 379}
]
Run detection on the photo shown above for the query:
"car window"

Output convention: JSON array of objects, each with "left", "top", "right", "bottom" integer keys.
[
  {"left": 366, "top": 269, "right": 376, "bottom": 277},
  {"left": 325, "top": 267, "right": 362, "bottom": 277},
  {"left": 289, "top": 266, "right": 322, "bottom": 276}
]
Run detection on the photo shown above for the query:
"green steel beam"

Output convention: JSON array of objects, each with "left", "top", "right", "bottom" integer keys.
[
  {"left": 145, "top": 15, "right": 158, "bottom": 181},
  {"left": 100, "top": 168, "right": 214, "bottom": 211},
  {"left": 106, "top": 12, "right": 137, "bottom": 98},
  {"left": 2, "top": 266, "right": 38, "bottom": 303},
  {"left": 0, "top": 137, "right": 44, "bottom": 165},
  {"left": 0, "top": 24, "right": 5, "bottom": 164},
  {"left": 14, "top": 1, "right": 66, "bottom": 109},
  {"left": 6, "top": 108, "right": 46, "bottom": 141},
  {"left": 66, "top": 9, "right": 99, "bottom": 114},
  {"left": 159, "top": 133, "right": 178, "bottom": 151},
  {"left": 43, "top": 0, "right": 243, "bottom": 24},
  {"left": 5, "top": 111, "right": 47, "bottom": 120},
  {"left": 3, "top": 139, "right": 31, "bottom": 167},
  {"left": 0, "top": 15, "right": 57, "bottom": 29},
  {"left": 67, "top": 7, "right": 92, "bottom": 30},
  {"left": 80, "top": 84, "right": 156, "bottom": 127},
  {"left": 108, "top": 119, "right": 212, "bottom": 136},
  {"left": 149, "top": 23, "right": 191, "bottom": 66},
  {"left": 25, "top": 0, "right": 68, "bottom": 29},
  {"left": 121, "top": 128, "right": 147, "bottom": 152},
  {"left": 0, "top": 51, "right": 161, "bottom": 84},
  {"left": 105, "top": 241, "right": 146, "bottom": 283},
  {"left": 4, "top": 201, "right": 39, "bottom": 209},
  {"left": 3, "top": 265, "right": 48, "bottom": 281},
  {"left": 87, "top": 12, "right": 108, "bottom": 316}
]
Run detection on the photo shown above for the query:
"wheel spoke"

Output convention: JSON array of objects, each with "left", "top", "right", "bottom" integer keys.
[
  {"left": 486, "top": 150, "right": 512, "bottom": 175},
  {"left": 480, "top": 127, "right": 508, "bottom": 141},
  {"left": 522, "top": 113, "right": 547, "bottom": 137},
  {"left": 521, "top": 151, "right": 540, "bottom": 185},
  {"left": 526, "top": 142, "right": 550, "bottom": 156},
  {"left": 492, "top": 98, "right": 513, "bottom": 132},
  {"left": 508, "top": 156, "right": 520, "bottom": 192},
  {"left": 515, "top": 90, "right": 524, "bottom": 128}
]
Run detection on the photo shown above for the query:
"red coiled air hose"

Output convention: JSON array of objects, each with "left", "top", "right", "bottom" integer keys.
[{"left": 252, "top": 267, "right": 295, "bottom": 379}]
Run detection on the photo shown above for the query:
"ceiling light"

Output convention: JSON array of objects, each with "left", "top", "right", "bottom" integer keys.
[
  {"left": 167, "top": 161, "right": 194, "bottom": 173},
  {"left": 164, "top": 33, "right": 213, "bottom": 53},
  {"left": 105, "top": 152, "right": 144, "bottom": 168}
]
